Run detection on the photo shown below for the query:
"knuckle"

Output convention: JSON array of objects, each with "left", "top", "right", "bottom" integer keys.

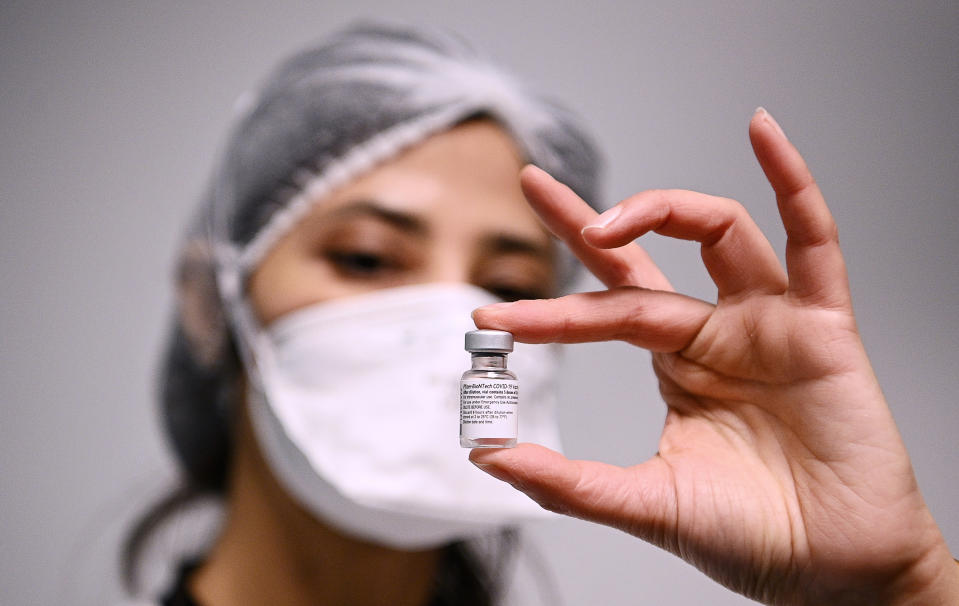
[
  {"left": 722, "top": 196, "right": 747, "bottom": 217},
  {"left": 534, "top": 496, "right": 573, "bottom": 516}
]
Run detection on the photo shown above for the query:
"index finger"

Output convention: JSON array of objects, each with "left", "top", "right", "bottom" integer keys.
[{"left": 521, "top": 166, "right": 673, "bottom": 292}]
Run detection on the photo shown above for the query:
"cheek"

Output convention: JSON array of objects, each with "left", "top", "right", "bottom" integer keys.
[
  {"left": 475, "top": 256, "right": 558, "bottom": 298},
  {"left": 248, "top": 244, "right": 341, "bottom": 327}
]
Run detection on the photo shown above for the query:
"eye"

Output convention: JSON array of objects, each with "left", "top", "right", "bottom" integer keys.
[
  {"left": 485, "top": 284, "right": 545, "bottom": 303},
  {"left": 326, "top": 250, "right": 395, "bottom": 277}
]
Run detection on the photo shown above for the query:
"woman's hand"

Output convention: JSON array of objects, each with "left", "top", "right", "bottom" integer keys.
[{"left": 470, "top": 109, "right": 959, "bottom": 605}]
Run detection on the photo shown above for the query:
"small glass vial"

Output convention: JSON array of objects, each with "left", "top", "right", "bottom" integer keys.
[{"left": 460, "top": 329, "right": 519, "bottom": 448}]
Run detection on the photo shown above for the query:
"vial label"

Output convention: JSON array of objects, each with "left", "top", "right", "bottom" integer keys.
[{"left": 459, "top": 378, "right": 519, "bottom": 439}]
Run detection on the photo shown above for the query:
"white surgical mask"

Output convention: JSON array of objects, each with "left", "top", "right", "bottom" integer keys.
[{"left": 231, "top": 282, "right": 562, "bottom": 550}]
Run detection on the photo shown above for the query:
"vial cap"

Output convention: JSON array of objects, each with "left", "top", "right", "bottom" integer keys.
[{"left": 464, "top": 329, "right": 513, "bottom": 353}]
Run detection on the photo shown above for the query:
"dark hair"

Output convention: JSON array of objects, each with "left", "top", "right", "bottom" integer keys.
[{"left": 120, "top": 322, "right": 239, "bottom": 592}]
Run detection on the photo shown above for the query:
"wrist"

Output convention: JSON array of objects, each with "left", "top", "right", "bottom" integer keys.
[{"left": 882, "top": 545, "right": 959, "bottom": 606}]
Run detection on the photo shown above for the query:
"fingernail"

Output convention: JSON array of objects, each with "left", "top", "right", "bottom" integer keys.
[
  {"left": 471, "top": 302, "right": 514, "bottom": 322},
  {"left": 474, "top": 301, "right": 515, "bottom": 315},
  {"left": 522, "top": 163, "right": 549, "bottom": 179},
  {"left": 754, "top": 106, "right": 786, "bottom": 138},
  {"left": 582, "top": 205, "right": 621, "bottom": 236}
]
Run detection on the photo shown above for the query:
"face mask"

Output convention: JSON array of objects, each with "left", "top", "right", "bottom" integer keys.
[{"left": 232, "top": 282, "right": 563, "bottom": 550}]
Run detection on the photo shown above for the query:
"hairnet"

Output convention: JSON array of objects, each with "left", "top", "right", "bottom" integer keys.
[{"left": 163, "top": 21, "right": 604, "bottom": 490}]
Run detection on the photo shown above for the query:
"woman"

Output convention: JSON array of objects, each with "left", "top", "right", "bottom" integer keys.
[
  {"left": 126, "top": 22, "right": 601, "bottom": 606},
  {"left": 127, "top": 21, "right": 959, "bottom": 606}
]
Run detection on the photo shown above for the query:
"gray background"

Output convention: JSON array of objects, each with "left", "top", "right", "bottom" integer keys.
[{"left": 2, "top": 1, "right": 957, "bottom": 604}]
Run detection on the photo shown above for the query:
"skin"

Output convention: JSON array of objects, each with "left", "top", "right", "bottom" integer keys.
[
  {"left": 190, "top": 120, "right": 558, "bottom": 606},
  {"left": 470, "top": 109, "right": 959, "bottom": 605}
]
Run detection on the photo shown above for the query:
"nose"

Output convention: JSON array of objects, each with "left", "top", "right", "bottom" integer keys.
[{"left": 424, "top": 247, "right": 473, "bottom": 286}]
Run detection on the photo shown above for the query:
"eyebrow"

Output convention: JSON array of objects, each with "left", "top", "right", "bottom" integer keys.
[
  {"left": 480, "top": 233, "right": 554, "bottom": 262},
  {"left": 327, "top": 199, "right": 429, "bottom": 236},
  {"left": 328, "top": 198, "right": 553, "bottom": 260}
]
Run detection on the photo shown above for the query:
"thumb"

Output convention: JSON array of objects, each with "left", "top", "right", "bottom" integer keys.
[{"left": 469, "top": 443, "right": 677, "bottom": 543}]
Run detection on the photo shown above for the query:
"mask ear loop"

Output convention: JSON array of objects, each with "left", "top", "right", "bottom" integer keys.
[{"left": 211, "top": 254, "right": 276, "bottom": 402}]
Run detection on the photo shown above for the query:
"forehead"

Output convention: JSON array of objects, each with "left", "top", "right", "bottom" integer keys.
[{"left": 295, "top": 121, "right": 551, "bottom": 244}]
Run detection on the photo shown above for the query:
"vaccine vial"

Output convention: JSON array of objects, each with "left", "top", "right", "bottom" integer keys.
[{"left": 460, "top": 329, "right": 519, "bottom": 448}]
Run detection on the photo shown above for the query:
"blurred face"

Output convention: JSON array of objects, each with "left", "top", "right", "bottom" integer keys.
[{"left": 249, "top": 120, "right": 557, "bottom": 326}]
